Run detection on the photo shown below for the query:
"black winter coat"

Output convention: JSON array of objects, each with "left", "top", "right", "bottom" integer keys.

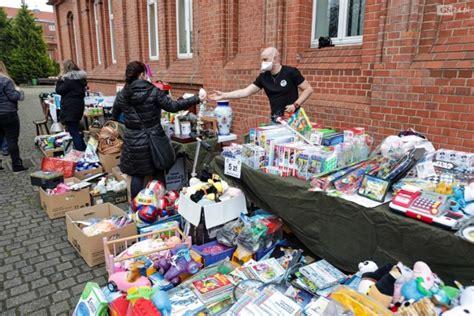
[
  {"left": 55, "top": 70, "right": 87, "bottom": 122},
  {"left": 0, "top": 75, "right": 21, "bottom": 114},
  {"left": 112, "top": 79, "right": 200, "bottom": 176}
]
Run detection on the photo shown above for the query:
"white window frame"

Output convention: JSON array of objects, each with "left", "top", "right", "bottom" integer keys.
[
  {"left": 93, "top": 0, "right": 102, "bottom": 65},
  {"left": 49, "top": 24, "right": 56, "bottom": 31},
  {"left": 147, "top": 0, "right": 159, "bottom": 60},
  {"left": 311, "top": 0, "right": 363, "bottom": 48},
  {"left": 108, "top": 0, "right": 116, "bottom": 64},
  {"left": 176, "top": 0, "right": 193, "bottom": 59}
]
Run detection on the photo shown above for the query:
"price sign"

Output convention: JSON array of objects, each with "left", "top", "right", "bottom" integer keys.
[{"left": 225, "top": 157, "right": 242, "bottom": 178}]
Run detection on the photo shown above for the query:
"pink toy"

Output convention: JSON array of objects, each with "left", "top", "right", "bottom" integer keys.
[
  {"left": 412, "top": 261, "right": 434, "bottom": 289},
  {"left": 47, "top": 183, "right": 72, "bottom": 195},
  {"left": 107, "top": 262, "right": 151, "bottom": 293}
]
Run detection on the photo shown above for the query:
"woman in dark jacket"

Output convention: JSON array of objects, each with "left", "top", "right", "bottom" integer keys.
[
  {"left": 112, "top": 61, "right": 204, "bottom": 199},
  {"left": 55, "top": 60, "right": 87, "bottom": 151},
  {"left": 0, "top": 61, "right": 27, "bottom": 172}
]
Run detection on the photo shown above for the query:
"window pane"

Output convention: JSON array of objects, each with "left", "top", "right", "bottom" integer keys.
[
  {"left": 148, "top": 3, "right": 157, "bottom": 57},
  {"left": 188, "top": 0, "right": 192, "bottom": 53},
  {"left": 314, "top": 0, "right": 339, "bottom": 39},
  {"left": 178, "top": 0, "right": 187, "bottom": 54},
  {"left": 346, "top": 0, "right": 365, "bottom": 36}
]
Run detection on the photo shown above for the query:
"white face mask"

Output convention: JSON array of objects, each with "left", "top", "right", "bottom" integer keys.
[
  {"left": 261, "top": 61, "right": 273, "bottom": 72},
  {"left": 260, "top": 49, "right": 276, "bottom": 72}
]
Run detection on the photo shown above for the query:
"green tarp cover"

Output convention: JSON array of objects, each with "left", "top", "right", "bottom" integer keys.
[{"left": 211, "top": 156, "right": 474, "bottom": 284}]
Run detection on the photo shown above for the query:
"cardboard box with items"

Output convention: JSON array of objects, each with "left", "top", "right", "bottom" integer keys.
[
  {"left": 39, "top": 177, "right": 91, "bottom": 219},
  {"left": 65, "top": 203, "right": 137, "bottom": 267}
]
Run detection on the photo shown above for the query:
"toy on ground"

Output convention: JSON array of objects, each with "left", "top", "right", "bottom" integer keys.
[
  {"left": 163, "top": 244, "right": 202, "bottom": 284},
  {"left": 73, "top": 282, "right": 108, "bottom": 316},
  {"left": 107, "top": 262, "right": 152, "bottom": 293}
]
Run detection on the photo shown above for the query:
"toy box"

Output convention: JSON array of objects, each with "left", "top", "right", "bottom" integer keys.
[
  {"left": 322, "top": 132, "right": 344, "bottom": 146},
  {"left": 41, "top": 156, "right": 76, "bottom": 178},
  {"left": 92, "top": 189, "right": 128, "bottom": 205},
  {"left": 242, "top": 144, "right": 266, "bottom": 170},
  {"left": 99, "top": 152, "right": 121, "bottom": 173},
  {"left": 39, "top": 177, "right": 91, "bottom": 219},
  {"left": 265, "top": 135, "right": 296, "bottom": 167},
  {"left": 74, "top": 166, "right": 104, "bottom": 180},
  {"left": 66, "top": 203, "right": 137, "bottom": 267},
  {"left": 192, "top": 241, "right": 236, "bottom": 266},
  {"left": 73, "top": 282, "right": 108, "bottom": 316},
  {"left": 30, "top": 170, "right": 64, "bottom": 189},
  {"left": 308, "top": 149, "right": 337, "bottom": 176},
  {"left": 137, "top": 218, "right": 182, "bottom": 238}
]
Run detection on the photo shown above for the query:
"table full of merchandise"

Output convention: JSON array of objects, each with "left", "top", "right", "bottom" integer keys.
[{"left": 211, "top": 156, "right": 474, "bottom": 284}]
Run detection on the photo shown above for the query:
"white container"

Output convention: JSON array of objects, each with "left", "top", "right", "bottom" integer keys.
[
  {"left": 214, "top": 100, "right": 233, "bottom": 135},
  {"left": 180, "top": 121, "right": 191, "bottom": 136}
]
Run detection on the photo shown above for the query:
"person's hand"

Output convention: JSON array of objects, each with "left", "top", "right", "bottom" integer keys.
[
  {"left": 199, "top": 88, "right": 207, "bottom": 102},
  {"left": 285, "top": 104, "right": 296, "bottom": 113},
  {"left": 209, "top": 90, "right": 225, "bottom": 101}
]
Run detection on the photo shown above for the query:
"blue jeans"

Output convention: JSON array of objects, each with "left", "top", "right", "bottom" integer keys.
[{"left": 65, "top": 121, "right": 86, "bottom": 151}]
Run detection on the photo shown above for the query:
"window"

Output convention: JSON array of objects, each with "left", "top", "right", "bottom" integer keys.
[
  {"left": 147, "top": 0, "right": 159, "bottom": 60},
  {"left": 108, "top": 0, "right": 116, "bottom": 63},
  {"left": 311, "top": 0, "right": 365, "bottom": 47},
  {"left": 176, "top": 0, "right": 193, "bottom": 58},
  {"left": 67, "top": 12, "right": 79, "bottom": 63},
  {"left": 49, "top": 24, "right": 56, "bottom": 31},
  {"left": 93, "top": 0, "right": 102, "bottom": 64}
]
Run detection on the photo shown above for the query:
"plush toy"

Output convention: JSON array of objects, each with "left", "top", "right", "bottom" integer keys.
[
  {"left": 190, "top": 174, "right": 228, "bottom": 203},
  {"left": 358, "top": 263, "right": 391, "bottom": 295},
  {"left": 366, "top": 265, "right": 403, "bottom": 308},
  {"left": 442, "top": 286, "right": 474, "bottom": 315},
  {"left": 357, "top": 261, "right": 379, "bottom": 295},
  {"left": 400, "top": 261, "right": 434, "bottom": 303},
  {"left": 392, "top": 262, "right": 413, "bottom": 304}
]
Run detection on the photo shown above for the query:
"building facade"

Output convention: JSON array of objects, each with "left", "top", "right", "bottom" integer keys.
[
  {"left": 4, "top": 7, "right": 59, "bottom": 62},
  {"left": 49, "top": 0, "right": 473, "bottom": 151}
]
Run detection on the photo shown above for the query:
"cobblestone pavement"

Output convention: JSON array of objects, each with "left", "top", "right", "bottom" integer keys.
[{"left": 0, "top": 86, "right": 109, "bottom": 315}]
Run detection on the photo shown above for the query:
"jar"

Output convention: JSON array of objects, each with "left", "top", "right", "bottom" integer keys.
[{"left": 214, "top": 100, "right": 233, "bottom": 135}]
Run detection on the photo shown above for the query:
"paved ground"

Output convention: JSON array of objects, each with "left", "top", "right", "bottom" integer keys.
[{"left": 0, "top": 86, "right": 107, "bottom": 315}]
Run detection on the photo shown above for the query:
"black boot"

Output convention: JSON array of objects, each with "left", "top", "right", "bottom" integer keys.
[{"left": 13, "top": 165, "right": 28, "bottom": 172}]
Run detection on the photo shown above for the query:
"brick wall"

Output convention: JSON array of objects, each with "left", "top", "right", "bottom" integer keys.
[{"left": 50, "top": 0, "right": 474, "bottom": 151}]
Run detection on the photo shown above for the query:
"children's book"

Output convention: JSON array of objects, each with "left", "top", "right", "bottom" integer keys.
[{"left": 299, "top": 259, "right": 347, "bottom": 290}]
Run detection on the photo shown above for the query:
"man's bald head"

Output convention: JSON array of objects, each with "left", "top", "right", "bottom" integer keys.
[{"left": 261, "top": 47, "right": 281, "bottom": 64}]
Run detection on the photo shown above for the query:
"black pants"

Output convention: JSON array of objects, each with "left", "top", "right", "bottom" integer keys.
[
  {"left": 0, "top": 112, "right": 22, "bottom": 167},
  {"left": 64, "top": 121, "right": 86, "bottom": 151},
  {"left": 130, "top": 170, "right": 166, "bottom": 200}
]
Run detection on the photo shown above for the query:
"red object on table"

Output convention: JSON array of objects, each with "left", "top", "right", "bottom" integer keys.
[
  {"left": 130, "top": 298, "right": 161, "bottom": 316},
  {"left": 41, "top": 157, "right": 76, "bottom": 178}
]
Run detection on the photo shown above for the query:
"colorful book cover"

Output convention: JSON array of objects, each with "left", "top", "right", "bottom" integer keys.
[
  {"left": 168, "top": 287, "right": 205, "bottom": 316},
  {"left": 288, "top": 108, "right": 312, "bottom": 135},
  {"left": 299, "top": 259, "right": 347, "bottom": 290},
  {"left": 192, "top": 272, "right": 231, "bottom": 294},
  {"left": 249, "top": 258, "right": 285, "bottom": 283}
]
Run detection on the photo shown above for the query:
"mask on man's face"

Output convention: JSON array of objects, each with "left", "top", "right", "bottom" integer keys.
[{"left": 261, "top": 61, "right": 273, "bottom": 72}]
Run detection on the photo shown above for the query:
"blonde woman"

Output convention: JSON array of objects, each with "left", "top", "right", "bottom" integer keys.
[{"left": 0, "top": 61, "right": 27, "bottom": 172}]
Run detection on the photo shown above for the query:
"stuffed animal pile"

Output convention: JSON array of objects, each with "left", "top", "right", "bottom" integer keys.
[{"left": 355, "top": 260, "right": 473, "bottom": 315}]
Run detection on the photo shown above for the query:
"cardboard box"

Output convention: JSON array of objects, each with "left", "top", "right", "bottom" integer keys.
[
  {"left": 39, "top": 177, "right": 91, "bottom": 219},
  {"left": 65, "top": 203, "right": 137, "bottom": 267},
  {"left": 178, "top": 190, "right": 247, "bottom": 230},
  {"left": 74, "top": 166, "right": 104, "bottom": 180},
  {"left": 111, "top": 166, "right": 127, "bottom": 182},
  {"left": 99, "top": 153, "right": 121, "bottom": 173}
]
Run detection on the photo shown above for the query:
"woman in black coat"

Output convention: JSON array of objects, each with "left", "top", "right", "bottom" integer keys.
[
  {"left": 55, "top": 60, "right": 87, "bottom": 151},
  {"left": 112, "top": 61, "right": 204, "bottom": 199}
]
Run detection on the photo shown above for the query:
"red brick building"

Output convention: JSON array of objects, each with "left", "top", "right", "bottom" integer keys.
[
  {"left": 48, "top": 0, "right": 473, "bottom": 151},
  {"left": 4, "top": 7, "right": 59, "bottom": 62}
]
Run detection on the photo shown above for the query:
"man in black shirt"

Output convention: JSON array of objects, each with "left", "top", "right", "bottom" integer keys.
[{"left": 210, "top": 47, "right": 313, "bottom": 121}]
